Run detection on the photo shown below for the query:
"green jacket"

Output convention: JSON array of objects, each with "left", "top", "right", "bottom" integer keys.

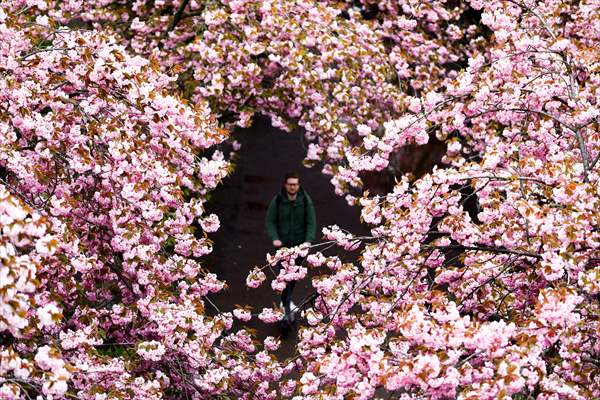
[{"left": 265, "top": 187, "right": 316, "bottom": 247}]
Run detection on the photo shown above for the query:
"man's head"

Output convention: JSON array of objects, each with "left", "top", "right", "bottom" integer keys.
[{"left": 284, "top": 172, "right": 300, "bottom": 196}]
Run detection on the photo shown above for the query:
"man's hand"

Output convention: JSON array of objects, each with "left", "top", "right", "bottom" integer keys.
[{"left": 273, "top": 240, "right": 282, "bottom": 247}]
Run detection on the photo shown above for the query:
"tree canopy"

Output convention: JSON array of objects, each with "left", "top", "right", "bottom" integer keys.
[{"left": 1, "top": 0, "right": 599, "bottom": 399}]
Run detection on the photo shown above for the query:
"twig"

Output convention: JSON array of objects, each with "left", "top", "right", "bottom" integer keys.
[
  {"left": 423, "top": 244, "right": 541, "bottom": 260},
  {"left": 162, "top": 0, "right": 191, "bottom": 40},
  {"left": 462, "top": 175, "right": 552, "bottom": 187}
]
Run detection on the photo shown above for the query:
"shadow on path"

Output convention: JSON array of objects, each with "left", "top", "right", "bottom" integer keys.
[{"left": 205, "top": 116, "right": 367, "bottom": 359}]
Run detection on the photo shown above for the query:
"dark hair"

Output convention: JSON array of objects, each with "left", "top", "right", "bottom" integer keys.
[{"left": 284, "top": 172, "right": 300, "bottom": 183}]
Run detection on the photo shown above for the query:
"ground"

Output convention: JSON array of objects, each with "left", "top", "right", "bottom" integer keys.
[{"left": 205, "top": 116, "right": 367, "bottom": 358}]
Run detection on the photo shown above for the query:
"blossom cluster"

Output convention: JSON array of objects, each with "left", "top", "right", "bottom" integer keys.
[
  {"left": 40, "top": 0, "right": 480, "bottom": 200},
  {"left": 0, "top": 4, "right": 284, "bottom": 398},
  {"left": 247, "top": 0, "right": 599, "bottom": 398},
  {"left": 2, "top": 0, "right": 599, "bottom": 398},
  {"left": 0, "top": 187, "right": 70, "bottom": 398},
  {"left": 265, "top": 1, "right": 600, "bottom": 397}
]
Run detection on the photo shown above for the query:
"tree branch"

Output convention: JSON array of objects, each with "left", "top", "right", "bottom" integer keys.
[
  {"left": 462, "top": 175, "right": 553, "bottom": 186},
  {"left": 162, "top": 0, "right": 191, "bottom": 39},
  {"left": 573, "top": 127, "right": 590, "bottom": 182},
  {"left": 109, "top": 253, "right": 138, "bottom": 298},
  {"left": 424, "top": 244, "right": 542, "bottom": 260},
  {"left": 582, "top": 356, "right": 600, "bottom": 368},
  {"left": 590, "top": 152, "right": 600, "bottom": 171}
]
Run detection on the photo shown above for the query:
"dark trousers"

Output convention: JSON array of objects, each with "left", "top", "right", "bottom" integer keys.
[
  {"left": 280, "top": 255, "right": 304, "bottom": 316},
  {"left": 282, "top": 280, "right": 297, "bottom": 315}
]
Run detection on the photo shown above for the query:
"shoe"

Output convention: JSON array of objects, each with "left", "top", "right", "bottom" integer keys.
[
  {"left": 279, "top": 301, "right": 297, "bottom": 312},
  {"left": 289, "top": 301, "right": 297, "bottom": 323},
  {"left": 280, "top": 301, "right": 297, "bottom": 323}
]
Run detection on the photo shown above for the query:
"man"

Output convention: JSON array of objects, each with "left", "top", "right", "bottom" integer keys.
[{"left": 265, "top": 172, "right": 316, "bottom": 322}]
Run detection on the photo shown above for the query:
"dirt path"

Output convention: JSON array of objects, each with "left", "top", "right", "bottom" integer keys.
[{"left": 205, "top": 116, "right": 367, "bottom": 358}]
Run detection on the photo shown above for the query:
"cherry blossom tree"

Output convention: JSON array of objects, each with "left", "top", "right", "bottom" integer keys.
[
  {"left": 2, "top": 0, "right": 599, "bottom": 399},
  {"left": 38, "top": 0, "right": 482, "bottom": 197},
  {"left": 250, "top": 0, "right": 599, "bottom": 398},
  {"left": 0, "top": 4, "right": 284, "bottom": 398},
  {"left": 0, "top": 187, "right": 69, "bottom": 398}
]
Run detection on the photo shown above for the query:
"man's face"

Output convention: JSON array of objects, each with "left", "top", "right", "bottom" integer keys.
[{"left": 285, "top": 178, "right": 300, "bottom": 196}]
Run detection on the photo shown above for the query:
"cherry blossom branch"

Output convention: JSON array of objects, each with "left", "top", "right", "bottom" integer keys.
[
  {"left": 322, "top": 273, "right": 375, "bottom": 331},
  {"left": 582, "top": 357, "right": 600, "bottom": 368},
  {"left": 423, "top": 244, "right": 542, "bottom": 260},
  {"left": 507, "top": 0, "right": 556, "bottom": 40},
  {"left": 163, "top": 0, "right": 191, "bottom": 38},
  {"left": 455, "top": 350, "right": 484, "bottom": 368},
  {"left": 461, "top": 175, "right": 553, "bottom": 186},
  {"left": 3, "top": 378, "right": 41, "bottom": 400},
  {"left": 518, "top": 177, "right": 532, "bottom": 245},
  {"left": 458, "top": 257, "right": 517, "bottom": 309},
  {"left": 590, "top": 152, "right": 600, "bottom": 171},
  {"left": 20, "top": 45, "right": 86, "bottom": 61},
  {"left": 202, "top": 294, "right": 222, "bottom": 314},
  {"left": 109, "top": 253, "right": 138, "bottom": 299},
  {"left": 465, "top": 105, "right": 591, "bottom": 181},
  {"left": 573, "top": 128, "right": 591, "bottom": 182},
  {"left": 477, "top": 49, "right": 562, "bottom": 72}
]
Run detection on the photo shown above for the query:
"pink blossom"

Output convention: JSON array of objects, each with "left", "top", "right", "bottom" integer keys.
[
  {"left": 246, "top": 267, "right": 267, "bottom": 288},
  {"left": 233, "top": 308, "right": 252, "bottom": 321},
  {"left": 36, "top": 303, "right": 61, "bottom": 329},
  {"left": 258, "top": 308, "right": 283, "bottom": 324}
]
